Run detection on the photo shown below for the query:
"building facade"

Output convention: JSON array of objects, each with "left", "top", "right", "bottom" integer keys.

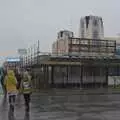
[
  {"left": 52, "top": 30, "right": 74, "bottom": 55},
  {"left": 52, "top": 35, "right": 115, "bottom": 57},
  {"left": 104, "top": 37, "right": 120, "bottom": 56}
]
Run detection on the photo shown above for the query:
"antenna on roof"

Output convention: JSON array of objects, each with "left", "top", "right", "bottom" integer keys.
[{"left": 69, "top": 17, "right": 72, "bottom": 31}]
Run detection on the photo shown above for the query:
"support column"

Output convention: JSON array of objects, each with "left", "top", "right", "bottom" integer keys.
[
  {"left": 105, "top": 66, "right": 108, "bottom": 87},
  {"left": 66, "top": 65, "right": 68, "bottom": 87},
  {"left": 35, "top": 68, "right": 37, "bottom": 90},
  {"left": 93, "top": 66, "right": 96, "bottom": 88},
  {"left": 43, "top": 65, "right": 46, "bottom": 89},
  {"left": 80, "top": 65, "right": 83, "bottom": 88},
  {"left": 62, "top": 66, "right": 64, "bottom": 88},
  {"left": 44, "top": 65, "right": 49, "bottom": 89},
  {"left": 51, "top": 65, "right": 54, "bottom": 87},
  {"left": 38, "top": 65, "right": 41, "bottom": 90},
  {"left": 70, "top": 65, "right": 73, "bottom": 88},
  {"left": 46, "top": 65, "right": 49, "bottom": 88}
]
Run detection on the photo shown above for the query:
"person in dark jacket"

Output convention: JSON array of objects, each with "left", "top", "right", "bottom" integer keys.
[{"left": 0, "top": 67, "right": 7, "bottom": 96}]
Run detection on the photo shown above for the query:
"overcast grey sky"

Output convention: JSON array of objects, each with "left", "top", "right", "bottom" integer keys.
[{"left": 0, "top": 0, "right": 120, "bottom": 58}]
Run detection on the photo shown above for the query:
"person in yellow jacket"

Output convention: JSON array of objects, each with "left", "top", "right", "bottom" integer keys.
[
  {"left": 4, "top": 70, "right": 18, "bottom": 112},
  {"left": 20, "top": 70, "right": 32, "bottom": 112}
]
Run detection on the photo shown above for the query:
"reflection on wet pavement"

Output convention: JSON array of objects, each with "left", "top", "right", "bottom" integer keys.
[
  {"left": 24, "top": 112, "right": 30, "bottom": 120},
  {"left": 8, "top": 108, "right": 15, "bottom": 120},
  {"left": 0, "top": 89, "right": 120, "bottom": 120}
]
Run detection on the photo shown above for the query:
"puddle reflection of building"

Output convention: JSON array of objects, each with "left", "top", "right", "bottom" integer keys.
[
  {"left": 0, "top": 95, "right": 7, "bottom": 111},
  {"left": 8, "top": 109, "right": 30, "bottom": 120},
  {"left": 8, "top": 107, "right": 15, "bottom": 120},
  {"left": 24, "top": 112, "right": 30, "bottom": 120}
]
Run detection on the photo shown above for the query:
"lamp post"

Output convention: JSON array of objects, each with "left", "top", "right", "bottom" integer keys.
[{"left": 37, "top": 40, "right": 40, "bottom": 64}]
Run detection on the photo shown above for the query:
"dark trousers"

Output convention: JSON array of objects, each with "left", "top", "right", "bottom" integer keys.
[
  {"left": 9, "top": 95, "right": 16, "bottom": 105},
  {"left": 9, "top": 95, "right": 16, "bottom": 112},
  {"left": 23, "top": 94, "right": 31, "bottom": 111}
]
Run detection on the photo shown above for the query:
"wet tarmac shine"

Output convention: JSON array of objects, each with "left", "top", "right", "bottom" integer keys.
[{"left": 0, "top": 89, "right": 120, "bottom": 120}]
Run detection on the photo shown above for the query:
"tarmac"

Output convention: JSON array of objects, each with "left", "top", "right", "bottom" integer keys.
[{"left": 0, "top": 88, "right": 120, "bottom": 120}]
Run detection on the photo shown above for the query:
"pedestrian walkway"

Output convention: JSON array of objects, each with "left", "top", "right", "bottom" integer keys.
[{"left": 0, "top": 90, "right": 120, "bottom": 120}]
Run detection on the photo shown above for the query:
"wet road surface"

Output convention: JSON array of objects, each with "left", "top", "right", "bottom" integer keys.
[{"left": 0, "top": 89, "right": 120, "bottom": 120}]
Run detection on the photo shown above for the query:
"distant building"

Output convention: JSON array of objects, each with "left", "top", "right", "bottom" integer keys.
[
  {"left": 52, "top": 30, "right": 74, "bottom": 55},
  {"left": 104, "top": 37, "right": 118, "bottom": 41},
  {"left": 52, "top": 16, "right": 117, "bottom": 57},
  {"left": 3, "top": 57, "right": 20, "bottom": 70},
  {"left": 79, "top": 15, "right": 104, "bottom": 39},
  {"left": 104, "top": 37, "right": 120, "bottom": 56},
  {"left": 52, "top": 33, "right": 115, "bottom": 57}
]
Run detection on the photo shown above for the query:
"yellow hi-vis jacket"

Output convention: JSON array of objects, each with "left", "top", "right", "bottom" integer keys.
[
  {"left": 4, "top": 70, "right": 18, "bottom": 93},
  {"left": 20, "top": 73, "right": 32, "bottom": 94}
]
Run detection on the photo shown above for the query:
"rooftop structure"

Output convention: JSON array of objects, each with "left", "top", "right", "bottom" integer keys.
[
  {"left": 52, "top": 36, "right": 116, "bottom": 57},
  {"left": 80, "top": 15, "right": 104, "bottom": 39}
]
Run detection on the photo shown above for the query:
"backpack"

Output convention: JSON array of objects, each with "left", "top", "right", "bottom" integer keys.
[
  {"left": 23, "top": 80, "right": 31, "bottom": 90},
  {"left": 22, "top": 73, "right": 32, "bottom": 93}
]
